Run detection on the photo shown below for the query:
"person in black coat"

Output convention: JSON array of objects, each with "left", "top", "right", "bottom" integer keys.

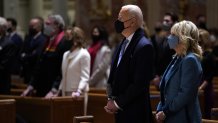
[
  {"left": 21, "top": 15, "right": 70, "bottom": 97},
  {"left": 0, "top": 17, "right": 17, "bottom": 94},
  {"left": 150, "top": 12, "right": 178, "bottom": 89},
  {"left": 20, "top": 17, "right": 46, "bottom": 84},
  {"left": 6, "top": 18, "right": 23, "bottom": 75},
  {"left": 105, "top": 5, "right": 155, "bottom": 123},
  {"left": 198, "top": 29, "right": 216, "bottom": 118}
]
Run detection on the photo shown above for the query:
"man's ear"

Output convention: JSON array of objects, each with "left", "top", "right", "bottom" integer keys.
[{"left": 131, "top": 18, "right": 136, "bottom": 26}]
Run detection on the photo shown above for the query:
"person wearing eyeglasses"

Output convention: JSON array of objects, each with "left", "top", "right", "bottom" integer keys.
[{"left": 105, "top": 5, "right": 155, "bottom": 123}]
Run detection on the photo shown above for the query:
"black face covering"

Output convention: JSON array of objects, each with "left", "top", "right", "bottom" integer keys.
[
  {"left": 114, "top": 20, "right": 125, "bottom": 33},
  {"left": 92, "top": 35, "right": 100, "bottom": 42},
  {"left": 65, "top": 39, "right": 74, "bottom": 49},
  {"left": 7, "top": 28, "right": 12, "bottom": 33},
  {"left": 29, "top": 28, "right": 38, "bottom": 36},
  {"left": 162, "top": 23, "right": 172, "bottom": 31}
]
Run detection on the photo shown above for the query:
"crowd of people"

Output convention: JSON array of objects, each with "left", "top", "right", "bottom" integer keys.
[{"left": 0, "top": 4, "right": 218, "bottom": 123}]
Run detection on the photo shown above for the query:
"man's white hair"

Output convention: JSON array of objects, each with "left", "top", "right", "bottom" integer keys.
[
  {"left": 0, "top": 17, "right": 8, "bottom": 31},
  {"left": 48, "top": 14, "right": 65, "bottom": 30},
  {"left": 122, "top": 5, "right": 144, "bottom": 28}
]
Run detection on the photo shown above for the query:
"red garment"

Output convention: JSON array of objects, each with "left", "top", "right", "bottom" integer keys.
[
  {"left": 88, "top": 41, "right": 102, "bottom": 73},
  {"left": 46, "top": 31, "right": 65, "bottom": 52}
]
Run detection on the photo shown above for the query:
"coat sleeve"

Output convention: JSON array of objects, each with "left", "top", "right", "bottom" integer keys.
[{"left": 78, "top": 52, "right": 91, "bottom": 92}]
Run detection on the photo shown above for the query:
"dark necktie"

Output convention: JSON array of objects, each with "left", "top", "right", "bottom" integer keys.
[{"left": 117, "top": 39, "right": 128, "bottom": 66}]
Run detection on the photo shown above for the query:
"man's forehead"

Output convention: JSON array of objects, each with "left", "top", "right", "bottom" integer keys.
[{"left": 118, "top": 9, "right": 129, "bottom": 19}]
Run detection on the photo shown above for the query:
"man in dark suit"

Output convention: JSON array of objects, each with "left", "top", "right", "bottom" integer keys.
[
  {"left": 21, "top": 15, "right": 70, "bottom": 97},
  {"left": 20, "top": 17, "right": 46, "bottom": 84},
  {"left": 0, "top": 17, "right": 17, "bottom": 94},
  {"left": 105, "top": 5, "right": 155, "bottom": 123},
  {"left": 6, "top": 18, "right": 23, "bottom": 75}
]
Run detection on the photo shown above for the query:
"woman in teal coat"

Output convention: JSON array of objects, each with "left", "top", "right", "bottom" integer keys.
[{"left": 156, "top": 20, "right": 203, "bottom": 123}]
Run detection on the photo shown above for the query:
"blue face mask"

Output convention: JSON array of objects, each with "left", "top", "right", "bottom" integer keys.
[{"left": 167, "top": 35, "right": 179, "bottom": 49}]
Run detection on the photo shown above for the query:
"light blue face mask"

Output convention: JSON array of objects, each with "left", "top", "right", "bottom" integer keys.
[{"left": 167, "top": 34, "right": 179, "bottom": 49}]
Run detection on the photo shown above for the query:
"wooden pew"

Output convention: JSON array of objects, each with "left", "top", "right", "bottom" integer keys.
[
  {"left": 10, "top": 88, "right": 25, "bottom": 96},
  {"left": 0, "top": 99, "right": 16, "bottom": 123},
  {"left": 202, "top": 119, "right": 218, "bottom": 123},
  {"left": 214, "top": 89, "right": 218, "bottom": 108},
  {"left": 89, "top": 88, "right": 106, "bottom": 94},
  {"left": 211, "top": 108, "right": 218, "bottom": 120},
  {"left": 87, "top": 93, "right": 161, "bottom": 123},
  {"left": 0, "top": 95, "right": 84, "bottom": 123},
  {"left": 73, "top": 115, "right": 94, "bottom": 123},
  {"left": 87, "top": 93, "right": 115, "bottom": 123}
]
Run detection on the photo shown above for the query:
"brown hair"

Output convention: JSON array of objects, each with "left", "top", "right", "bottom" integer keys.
[
  {"left": 71, "top": 26, "right": 86, "bottom": 48},
  {"left": 199, "top": 29, "right": 212, "bottom": 51}
]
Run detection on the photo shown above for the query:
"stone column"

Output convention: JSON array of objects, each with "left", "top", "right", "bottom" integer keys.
[
  {"left": 0, "top": 0, "right": 3, "bottom": 16},
  {"left": 52, "top": 0, "right": 69, "bottom": 25},
  {"left": 147, "top": 0, "right": 160, "bottom": 35},
  {"left": 207, "top": 0, "right": 218, "bottom": 29},
  {"left": 3, "top": 0, "right": 18, "bottom": 18},
  {"left": 30, "top": 0, "right": 43, "bottom": 18}
]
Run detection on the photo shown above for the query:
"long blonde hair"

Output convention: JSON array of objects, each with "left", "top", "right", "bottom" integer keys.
[{"left": 171, "top": 20, "right": 202, "bottom": 59}]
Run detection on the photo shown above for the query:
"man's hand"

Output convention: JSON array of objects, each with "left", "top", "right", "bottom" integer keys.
[
  {"left": 44, "top": 91, "right": 57, "bottom": 99},
  {"left": 21, "top": 86, "right": 34, "bottom": 96},
  {"left": 104, "top": 100, "right": 118, "bottom": 114},
  {"left": 72, "top": 91, "right": 81, "bottom": 98},
  {"left": 156, "top": 111, "right": 166, "bottom": 123}
]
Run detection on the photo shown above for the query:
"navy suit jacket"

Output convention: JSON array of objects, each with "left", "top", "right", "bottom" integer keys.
[
  {"left": 107, "top": 28, "right": 154, "bottom": 123},
  {"left": 10, "top": 33, "right": 23, "bottom": 48},
  {"left": 157, "top": 53, "right": 202, "bottom": 123}
]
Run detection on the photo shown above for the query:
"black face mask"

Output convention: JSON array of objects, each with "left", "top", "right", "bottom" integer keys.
[
  {"left": 65, "top": 39, "right": 74, "bottom": 49},
  {"left": 29, "top": 28, "right": 38, "bottom": 36},
  {"left": 162, "top": 23, "right": 172, "bottom": 31},
  {"left": 114, "top": 20, "right": 125, "bottom": 33},
  {"left": 7, "top": 28, "right": 12, "bottom": 33},
  {"left": 92, "top": 35, "right": 100, "bottom": 42}
]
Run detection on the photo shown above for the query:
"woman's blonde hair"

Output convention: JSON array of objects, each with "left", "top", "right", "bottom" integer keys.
[{"left": 171, "top": 20, "right": 202, "bottom": 59}]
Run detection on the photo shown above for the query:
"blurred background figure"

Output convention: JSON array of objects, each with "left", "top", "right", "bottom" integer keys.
[
  {"left": 21, "top": 14, "right": 70, "bottom": 97},
  {"left": 50, "top": 26, "right": 90, "bottom": 98},
  {"left": 0, "top": 17, "right": 17, "bottom": 94},
  {"left": 198, "top": 29, "right": 216, "bottom": 119},
  {"left": 88, "top": 25, "right": 111, "bottom": 89},
  {"left": 6, "top": 18, "right": 23, "bottom": 75},
  {"left": 150, "top": 12, "right": 178, "bottom": 89},
  {"left": 196, "top": 14, "right": 207, "bottom": 30},
  {"left": 20, "top": 17, "right": 46, "bottom": 84}
]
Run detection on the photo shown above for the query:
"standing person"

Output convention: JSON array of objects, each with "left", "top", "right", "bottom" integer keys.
[
  {"left": 88, "top": 25, "right": 111, "bottom": 89},
  {"left": 198, "top": 29, "right": 216, "bottom": 118},
  {"left": 20, "top": 17, "right": 46, "bottom": 84},
  {"left": 49, "top": 26, "right": 90, "bottom": 97},
  {"left": 0, "top": 17, "right": 17, "bottom": 94},
  {"left": 6, "top": 18, "right": 23, "bottom": 75},
  {"left": 151, "top": 12, "right": 178, "bottom": 88},
  {"left": 105, "top": 5, "right": 155, "bottom": 123},
  {"left": 156, "top": 20, "right": 203, "bottom": 123},
  {"left": 21, "top": 14, "right": 69, "bottom": 97}
]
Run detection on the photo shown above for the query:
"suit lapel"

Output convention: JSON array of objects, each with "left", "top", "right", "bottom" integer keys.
[
  {"left": 164, "top": 56, "right": 182, "bottom": 87},
  {"left": 118, "top": 28, "right": 144, "bottom": 67}
]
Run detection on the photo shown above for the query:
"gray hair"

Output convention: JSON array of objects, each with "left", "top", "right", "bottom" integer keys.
[
  {"left": 0, "top": 17, "right": 8, "bottom": 32},
  {"left": 48, "top": 14, "right": 65, "bottom": 30},
  {"left": 122, "top": 5, "right": 144, "bottom": 28}
]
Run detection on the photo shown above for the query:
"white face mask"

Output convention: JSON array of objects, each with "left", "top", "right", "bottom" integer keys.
[{"left": 44, "top": 24, "right": 54, "bottom": 37}]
